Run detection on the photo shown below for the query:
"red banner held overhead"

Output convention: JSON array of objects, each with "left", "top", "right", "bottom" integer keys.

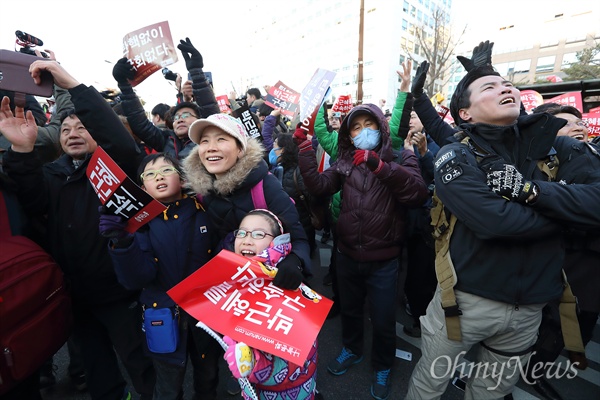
[
  {"left": 216, "top": 95, "right": 232, "bottom": 114},
  {"left": 582, "top": 112, "right": 600, "bottom": 138},
  {"left": 122, "top": 21, "right": 178, "bottom": 87},
  {"left": 86, "top": 147, "right": 166, "bottom": 233},
  {"left": 520, "top": 90, "right": 544, "bottom": 113},
  {"left": 264, "top": 81, "right": 300, "bottom": 118},
  {"left": 545, "top": 91, "right": 583, "bottom": 112},
  {"left": 332, "top": 94, "right": 353, "bottom": 114},
  {"left": 167, "top": 250, "right": 332, "bottom": 365}
]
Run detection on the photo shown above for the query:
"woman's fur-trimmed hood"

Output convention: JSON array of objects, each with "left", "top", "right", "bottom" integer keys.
[{"left": 182, "top": 139, "right": 265, "bottom": 197}]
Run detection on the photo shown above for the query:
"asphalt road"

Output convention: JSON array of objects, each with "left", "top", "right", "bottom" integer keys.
[{"left": 40, "top": 232, "right": 600, "bottom": 400}]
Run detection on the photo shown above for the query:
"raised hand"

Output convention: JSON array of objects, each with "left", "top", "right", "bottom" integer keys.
[
  {"left": 0, "top": 96, "right": 38, "bottom": 153},
  {"left": 112, "top": 57, "right": 135, "bottom": 86},
  {"left": 411, "top": 60, "right": 430, "bottom": 97},
  {"left": 397, "top": 58, "right": 412, "bottom": 92},
  {"left": 178, "top": 38, "right": 204, "bottom": 70}
]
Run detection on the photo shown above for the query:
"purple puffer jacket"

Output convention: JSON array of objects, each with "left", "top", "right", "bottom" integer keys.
[{"left": 298, "top": 103, "right": 428, "bottom": 262}]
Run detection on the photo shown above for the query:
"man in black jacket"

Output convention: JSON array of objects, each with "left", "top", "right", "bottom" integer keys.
[
  {"left": 405, "top": 48, "right": 600, "bottom": 399},
  {"left": 0, "top": 60, "right": 155, "bottom": 400}
]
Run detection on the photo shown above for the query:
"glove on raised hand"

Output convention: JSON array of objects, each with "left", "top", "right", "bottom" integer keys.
[
  {"left": 272, "top": 253, "right": 303, "bottom": 290},
  {"left": 485, "top": 164, "right": 534, "bottom": 203},
  {"left": 177, "top": 37, "right": 204, "bottom": 70},
  {"left": 112, "top": 57, "right": 135, "bottom": 86},
  {"left": 98, "top": 206, "right": 130, "bottom": 240},
  {"left": 292, "top": 124, "right": 308, "bottom": 146},
  {"left": 457, "top": 40, "right": 494, "bottom": 71},
  {"left": 223, "top": 336, "right": 256, "bottom": 379},
  {"left": 411, "top": 60, "right": 430, "bottom": 97},
  {"left": 353, "top": 150, "right": 383, "bottom": 173}
]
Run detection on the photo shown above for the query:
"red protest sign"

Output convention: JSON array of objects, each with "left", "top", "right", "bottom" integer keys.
[
  {"left": 435, "top": 104, "right": 450, "bottom": 119},
  {"left": 264, "top": 81, "right": 300, "bottom": 118},
  {"left": 86, "top": 147, "right": 167, "bottom": 233},
  {"left": 583, "top": 112, "right": 600, "bottom": 138},
  {"left": 216, "top": 95, "right": 232, "bottom": 114},
  {"left": 122, "top": 21, "right": 178, "bottom": 87},
  {"left": 545, "top": 91, "right": 583, "bottom": 112},
  {"left": 167, "top": 249, "right": 332, "bottom": 365},
  {"left": 520, "top": 90, "right": 544, "bottom": 113},
  {"left": 588, "top": 106, "right": 600, "bottom": 113},
  {"left": 332, "top": 95, "right": 353, "bottom": 114},
  {"left": 299, "top": 68, "right": 336, "bottom": 134}
]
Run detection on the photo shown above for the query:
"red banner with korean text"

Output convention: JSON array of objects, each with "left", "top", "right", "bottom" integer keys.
[
  {"left": 583, "top": 112, "right": 600, "bottom": 138},
  {"left": 216, "top": 95, "right": 232, "bottom": 114},
  {"left": 435, "top": 104, "right": 450, "bottom": 119},
  {"left": 332, "top": 94, "right": 353, "bottom": 114},
  {"left": 122, "top": 21, "right": 178, "bottom": 87},
  {"left": 264, "top": 81, "right": 300, "bottom": 118},
  {"left": 545, "top": 91, "right": 584, "bottom": 112},
  {"left": 167, "top": 250, "right": 332, "bottom": 365},
  {"left": 299, "top": 69, "right": 336, "bottom": 134},
  {"left": 588, "top": 106, "right": 600, "bottom": 113},
  {"left": 520, "top": 90, "right": 544, "bottom": 113},
  {"left": 86, "top": 147, "right": 166, "bottom": 233}
]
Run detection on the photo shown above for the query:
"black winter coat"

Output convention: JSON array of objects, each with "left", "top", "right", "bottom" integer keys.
[{"left": 4, "top": 84, "right": 143, "bottom": 306}]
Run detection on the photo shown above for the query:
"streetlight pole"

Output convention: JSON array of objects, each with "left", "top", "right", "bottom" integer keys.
[{"left": 357, "top": 0, "right": 364, "bottom": 105}]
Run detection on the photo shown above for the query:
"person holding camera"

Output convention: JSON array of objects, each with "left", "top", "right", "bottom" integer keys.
[{"left": 112, "top": 37, "right": 219, "bottom": 160}]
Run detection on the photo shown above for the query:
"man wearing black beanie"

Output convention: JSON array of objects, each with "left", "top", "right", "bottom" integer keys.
[{"left": 405, "top": 41, "right": 600, "bottom": 399}]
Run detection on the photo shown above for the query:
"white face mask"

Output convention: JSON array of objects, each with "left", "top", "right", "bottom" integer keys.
[{"left": 352, "top": 127, "right": 381, "bottom": 150}]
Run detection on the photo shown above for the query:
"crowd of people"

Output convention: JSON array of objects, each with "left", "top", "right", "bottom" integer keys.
[{"left": 0, "top": 34, "right": 598, "bottom": 400}]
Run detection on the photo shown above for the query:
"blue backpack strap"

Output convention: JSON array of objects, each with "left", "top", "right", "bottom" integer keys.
[{"left": 250, "top": 179, "right": 267, "bottom": 209}]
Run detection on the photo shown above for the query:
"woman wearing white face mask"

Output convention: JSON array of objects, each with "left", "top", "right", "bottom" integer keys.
[{"left": 294, "top": 103, "right": 429, "bottom": 400}]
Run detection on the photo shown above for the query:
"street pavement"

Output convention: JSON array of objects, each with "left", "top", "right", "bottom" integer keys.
[{"left": 41, "top": 231, "right": 600, "bottom": 400}]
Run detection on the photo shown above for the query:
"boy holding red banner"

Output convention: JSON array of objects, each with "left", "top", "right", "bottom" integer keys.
[
  {"left": 222, "top": 209, "right": 320, "bottom": 400},
  {"left": 99, "top": 152, "right": 222, "bottom": 400}
]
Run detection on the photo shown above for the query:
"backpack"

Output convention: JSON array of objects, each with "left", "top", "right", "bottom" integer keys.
[
  {"left": 0, "top": 193, "right": 73, "bottom": 395},
  {"left": 430, "top": 133, "right": 585, "bottom": 353}
]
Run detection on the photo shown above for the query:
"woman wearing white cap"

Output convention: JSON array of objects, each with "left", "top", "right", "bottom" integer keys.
[{"left": 183, "top": 113, "right": 312, "bottom": 289}]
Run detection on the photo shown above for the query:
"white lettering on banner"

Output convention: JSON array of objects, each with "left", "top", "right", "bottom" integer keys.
[
  {"left": 105, "top": 186, "right": 143, "bottom": 218},
  {"left": 204, "top": 282, "right": 234, "bottom": 305},
  {"left": 221, "top": 289, "right": 251, "bottom": 316},
  {"left": 89, "top": 159, "right": 120, "bottom": 202},
  {"left": 244, "top": 301, "right": 272, "bottom": 325}
]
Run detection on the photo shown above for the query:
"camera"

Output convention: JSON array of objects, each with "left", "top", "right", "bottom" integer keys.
[{"left": 162, "top": 68, "right": 178, "bottom": 81}]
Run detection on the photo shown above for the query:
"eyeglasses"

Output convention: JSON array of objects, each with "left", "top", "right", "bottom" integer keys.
[
  {"left": 140, "top": 166, "right": 179, "bottom": 181},
  {"left": 173, "top": 112, "right": 198, "bottom": 121},
  {"left": 233, "top": 229, "right": 274, "bottom": 240},
  {"left": 564, "top": 120, "right": 588, "bottom": 128}
]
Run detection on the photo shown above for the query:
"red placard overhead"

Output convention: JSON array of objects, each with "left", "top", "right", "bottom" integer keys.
[
  {"left": 332, "top": 94, "right": 353, "bottom": 114},
  {"left": 520, "top": 90, "right": 544, "bottom": 113},
  {"left": 167, "top": 249, "right": 332, "bottom": 365},
  {"left": 86, "top": 147, "right": 167, "bottom": 233},
  {"left": 264, "top": 81, "right": 300, "bottom": 118},
  {"left": 582, "top": 112, "right": 600, "bottom": 138},
  {"left": 122, "top": 21, "right": 178, "bottom": 87},
  {"left": 545, "top": 91, "right": 584, "bottom": 112},
  {"left": 216, "top": 95, "right": 232, "bottom": 114}
]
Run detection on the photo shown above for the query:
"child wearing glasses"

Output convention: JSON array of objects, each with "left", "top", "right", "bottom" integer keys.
[
  {"left": 99, "top": 152, "right": 223, "bottom": 400},
  {"left": 222, "top": 209, "right": 320, "bottom": 400}
]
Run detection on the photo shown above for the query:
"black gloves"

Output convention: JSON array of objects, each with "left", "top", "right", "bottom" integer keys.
[
  {"left": 112, "top": 57, "right": 135, "bottom": 86},
  {"left": 485, "top": 164, "right": 535, "bottom": 203},
  {"left": 457, "top": 40, "right": 494, "bottom": 71},
  {"left": 177, "top": 37, "right": 204, "bottom": 70},
  {"left": 411, "top": 61, "right": 430, "bottom": 98},
  {"left": 273, "top": 253, "right": 303, "bottom": 290}
]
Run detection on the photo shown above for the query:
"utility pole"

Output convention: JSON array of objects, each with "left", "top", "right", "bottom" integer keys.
[{"left": 357, "top": 0, "right": 364, "bottom": 105}]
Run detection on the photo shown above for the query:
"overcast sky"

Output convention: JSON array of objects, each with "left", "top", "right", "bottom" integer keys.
[{"left": 1, "top": 0, "right": 597, "bottom": 109}]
